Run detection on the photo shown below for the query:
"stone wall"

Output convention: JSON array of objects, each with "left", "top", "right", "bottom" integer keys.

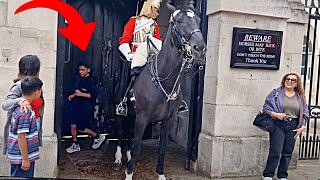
[
  {"left": 196, "top": 0, "right": 308, "bottom": 178},
  {"left": 0, "top": 0, "right": 58, "bottom": 177}
]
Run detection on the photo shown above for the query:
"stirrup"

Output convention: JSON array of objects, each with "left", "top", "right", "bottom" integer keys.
[
  {"left": 178, "top": 100, "right": 188, "bottom": 113},
  {"left": 116, "top": 101, "right": 128, "bottom": 116}
]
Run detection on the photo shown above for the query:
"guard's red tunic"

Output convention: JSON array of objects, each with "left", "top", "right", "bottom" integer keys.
[{"left": 119, "top": 17, "right": 161, "bottom": 52}]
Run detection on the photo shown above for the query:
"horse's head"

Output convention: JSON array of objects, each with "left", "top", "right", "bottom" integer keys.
[{"left": 167, "top": 0, "right": 207, "bottom": 66}]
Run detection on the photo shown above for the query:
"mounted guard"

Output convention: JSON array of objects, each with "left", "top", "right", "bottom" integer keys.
[
  {"left": 118, "top": 0, "right": 162, "bottom": 68},
  {"left": 116, "top": 0, "right": 187, "bottom": 116}
]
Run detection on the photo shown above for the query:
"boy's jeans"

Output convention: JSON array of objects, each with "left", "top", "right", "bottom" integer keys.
[
  {"left": 263, "top": 120, "right": 298, "bottom": 179},
  {"left": 11, "top": 161, "right": 35, "bottom": 178}
]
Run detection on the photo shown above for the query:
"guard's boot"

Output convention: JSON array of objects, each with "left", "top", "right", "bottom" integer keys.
[
  {"left": 177, "top": 100, "right": 188, "bottom": 113},
  {"left": 128, "top": 74, "right": 137, "bottom": 108},
  {"left": 129, "top": 88, "right": 136, "bottom": 108}
]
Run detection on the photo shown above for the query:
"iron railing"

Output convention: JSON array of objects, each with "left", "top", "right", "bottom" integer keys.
[{"left": 299, "top": 0, "right": 320, "bottom": 159}]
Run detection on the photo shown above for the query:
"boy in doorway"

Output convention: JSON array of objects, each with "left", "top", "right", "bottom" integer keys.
[
  {"left": 66, "top": 61, "right": 105, "bottom": 154},
  {"left": 7, "top": 76, "right": 43, "bottom": 178}
]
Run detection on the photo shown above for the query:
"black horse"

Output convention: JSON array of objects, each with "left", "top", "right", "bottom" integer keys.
[{"left": 124, "top": 1, "right": 207, "bottom": 180}]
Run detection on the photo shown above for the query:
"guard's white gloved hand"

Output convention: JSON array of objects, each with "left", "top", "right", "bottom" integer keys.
[
  {"left": 128, "top": 53, "right": 134, "bottom": 62},
  {"left": 119, "top": 43, "right": 133, "bottom": 61},
  {"left": 146, "top": 33, "right": 152, "bottom": 39}
]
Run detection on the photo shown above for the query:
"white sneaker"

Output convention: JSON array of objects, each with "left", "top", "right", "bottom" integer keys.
[
  {"left": 66, "top": 143, "right": 81, "bottom": 154},
  {"left": 92, "top": 135, "right": 106, "bottom": 149},
  {"left": 262, "top": 177, "right": 272, "bottom": 180},
  {"left": 279, "top": 178, "right": 287, "bottom": 180}
]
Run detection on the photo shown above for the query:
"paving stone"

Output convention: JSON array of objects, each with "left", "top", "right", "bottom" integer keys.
[{"left": 58, "top": 139, "right": 320, "bottom": 180}]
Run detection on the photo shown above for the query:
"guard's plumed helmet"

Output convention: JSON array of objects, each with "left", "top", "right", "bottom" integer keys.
[
  {"left": 140, "top": 0, "right": 162, "bottom": 16},
  {"left": 151, "top": 0, "right": 161, "bottom": 9}
]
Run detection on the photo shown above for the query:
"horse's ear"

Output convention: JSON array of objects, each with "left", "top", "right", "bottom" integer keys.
[
  {"left": 188, "top": 0, "right": 196, "bottom": 11},
  {"left": 166, "top": 0, "right": 176, "bottom": 13}
]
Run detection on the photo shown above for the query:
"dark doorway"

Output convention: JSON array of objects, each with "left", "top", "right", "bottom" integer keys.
[
  {"left": 59, "top": 0, "right": 141, "bottom": 138},
  {"left": 56, "top": 0, "right": 190, "bottom": 140}
]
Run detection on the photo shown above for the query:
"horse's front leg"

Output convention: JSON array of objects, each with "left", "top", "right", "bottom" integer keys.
[
  {"left": 156, "top": 119, "right": 174, "bottom": 180},
  {"left": 125, "top": 118, "right": 148, "bottom": 180},
  {"left": 113, "top": 116, "right": 124, "bottom": 170},
  {"left": 126, "top": 130, "right": 134, "bottom": 162}
]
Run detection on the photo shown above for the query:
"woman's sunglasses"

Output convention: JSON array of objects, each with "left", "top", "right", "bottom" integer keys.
[{"left": 285, "top": 77, "right": 298, "bottom": 83}]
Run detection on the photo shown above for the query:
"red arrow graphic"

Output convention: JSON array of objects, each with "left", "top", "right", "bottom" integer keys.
[{"left": 15, "top": 0, "right": 96, "bottom": 51}]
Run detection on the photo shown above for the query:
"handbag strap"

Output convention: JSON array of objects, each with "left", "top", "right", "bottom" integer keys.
[
  {"left": 274, "top": 88, "right": 280, "bottom": 111},
  {"left": 274, "top": 88, "right": 278, "bottom": 100}
]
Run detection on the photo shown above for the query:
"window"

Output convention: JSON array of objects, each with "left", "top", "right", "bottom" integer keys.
[{"left": 301, "top": 36, "right": 312, "bottom": 82}]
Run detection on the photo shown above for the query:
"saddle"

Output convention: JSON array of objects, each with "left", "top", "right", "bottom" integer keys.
[
  {"left": 129, "top": 44, "right": 159, "bottom": 77},
  {"left": 130, "top": 66, "right": 144, "bottom": 76}
]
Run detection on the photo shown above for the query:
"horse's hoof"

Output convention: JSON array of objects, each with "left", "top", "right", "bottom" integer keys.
[
  {"left": 112, "top": 162, "right": 122, "bottom": 171},
  {"left": 125, "top": 169, "right": 133, "bottom": 180},
  {"left": 158, "top": 175, "right": 166, "bottom": 180}
]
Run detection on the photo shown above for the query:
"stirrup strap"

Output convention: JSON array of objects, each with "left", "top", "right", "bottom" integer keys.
[{"left": 121, "top": 76, "right": 136, "bottom": 103}]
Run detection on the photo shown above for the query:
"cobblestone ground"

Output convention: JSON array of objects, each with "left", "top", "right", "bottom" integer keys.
[
  {"left": 58, "top": 139, "right": 209, "bottom": 180},
  {"left": 58, "top": 138, "right": 320, "bottom": 180}
]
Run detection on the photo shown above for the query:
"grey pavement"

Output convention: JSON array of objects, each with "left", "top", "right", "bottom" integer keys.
[
  {"left": 0, "top": 160, "right": 319, "bottom": 179},
  {"left": 170, "top": 160, "right": 320, "bottom": 180},
  {"left": 287, "top": 160, "right": 320, "bottom": 180}
]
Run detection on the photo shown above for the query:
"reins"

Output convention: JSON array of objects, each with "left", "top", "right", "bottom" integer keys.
[{"left": 148, "top": 9, "right": 203, "bottom": 101}]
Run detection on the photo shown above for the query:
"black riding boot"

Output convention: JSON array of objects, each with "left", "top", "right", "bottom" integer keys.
[
  {"left": 129, "top": 67, "right": 142, "bottom": 105},
  {"left": 128, "top": 78, "right": 136, "bottom": 109}
]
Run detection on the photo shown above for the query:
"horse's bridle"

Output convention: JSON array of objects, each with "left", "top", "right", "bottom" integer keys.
[
  {"left": 170, "top": 10, "right": 202, "bottom": 67},
  {"left": 149, "top": 9, "right": 204, "bottom": 102}
]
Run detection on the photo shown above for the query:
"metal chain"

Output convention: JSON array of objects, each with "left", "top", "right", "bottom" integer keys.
[
  {"left": 147, "top": 11, "right": 203, "bottom": 101},
  {"left": 149, "top": 41, "right": 193, "bottom": 101}
]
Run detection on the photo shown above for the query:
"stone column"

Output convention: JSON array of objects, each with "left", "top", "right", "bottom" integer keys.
[
  {"left": 0, "top": 0, "right": 58, "bottom": 177},
  {"left": 196, "top": 0, "right": 307, "bottom": 177}
]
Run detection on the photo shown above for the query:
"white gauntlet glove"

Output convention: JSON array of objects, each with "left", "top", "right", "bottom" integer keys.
[
  {"left": 119, "top": 43, "right": 134, "bottom": 61},
  {"left": 128, "top": 53, "right": 134, "bottom": 62}
]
